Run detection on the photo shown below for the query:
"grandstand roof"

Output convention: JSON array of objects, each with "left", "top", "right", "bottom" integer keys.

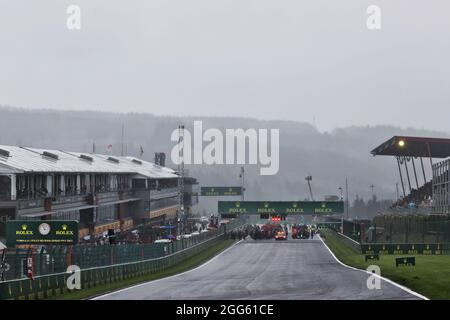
[
  {"left": 371, "top": 136, "right": 450, "bottom": 158},
  {"left": 0, "top": 145, "right": 178, "bottom": 178}
]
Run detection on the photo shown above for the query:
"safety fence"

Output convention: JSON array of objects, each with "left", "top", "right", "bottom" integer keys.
[
  {"left": 335, "top": 234, "right": 450, "bottom": 256},
  {"left": 322, "top": 214, "right": 450, "bottom": 244},
  {"left": 0, "top": 234, "right": 226, "bottom": 300},
  {"left": 0, "top": 218, "right": 247, "bottom": 299},
  {"left": 371, "top": 214, "right": 450, "bottom": 244},
  {"left": 335, "top": 232, "right": 361, "bottom": 253},
  {"left": 325, "top": 228, "right": 450, "bottom": 256},
  {"left": 317, "top": 218, "right": 368, "bottom": 243},
  {"left": 1, "top": 230, "right": 215, "bottom": 281},
  {"left": 1, "top": 217, "right": 246, "bottom": 282}
]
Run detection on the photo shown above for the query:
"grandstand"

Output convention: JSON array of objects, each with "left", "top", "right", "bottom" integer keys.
[
  {"left": 363, "top": 136, "right": 450, "bottom": 244},
  {"left": 371, "top": 136, "right": 450, "bottom": 213}
]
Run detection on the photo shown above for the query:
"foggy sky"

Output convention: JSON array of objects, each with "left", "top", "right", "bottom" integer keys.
[{"left": 1, "top": 0, "right": 449, "bottom": 132}]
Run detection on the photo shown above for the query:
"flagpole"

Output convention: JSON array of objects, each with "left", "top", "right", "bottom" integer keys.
[
  {"left": 241, "top": 166, "right": 245, "bottom": 201},
  {"left": 121, "top": 122, "right": 124, "bottom": 157}
]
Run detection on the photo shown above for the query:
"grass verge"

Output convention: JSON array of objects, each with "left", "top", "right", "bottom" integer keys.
[
  {"left": 45, "top": 239, "right": 236, "bottom": 300},
  {"left": 321, "top": 230, "right": 450, "bottom": 300}
]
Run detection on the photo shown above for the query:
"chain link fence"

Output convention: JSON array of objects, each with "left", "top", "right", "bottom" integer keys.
[
  {"left": 322, "top": 214, "right": 450, "bottom": 244},
  {"left": 370, "top": 214, "right": 450, "bottom": 244}
]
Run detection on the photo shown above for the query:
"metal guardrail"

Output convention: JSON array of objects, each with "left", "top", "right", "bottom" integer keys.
[
  {"left": 0, "top": 217, "right": 247, "bottom": 300},
  {"left": 336, "top": 232, "right": 361, "bottom": 253},
  {"left": 321, "top": 228, "right": 361, "bottom": 253}
]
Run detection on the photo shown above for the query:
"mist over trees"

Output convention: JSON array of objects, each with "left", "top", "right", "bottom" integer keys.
[{"left": 0, "top": 106, "right": 447, "bottom": 219}]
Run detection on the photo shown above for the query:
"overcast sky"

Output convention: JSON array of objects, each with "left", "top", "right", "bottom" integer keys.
[{"left": 1, "top": 0, "right": 449, "bottom": 132}]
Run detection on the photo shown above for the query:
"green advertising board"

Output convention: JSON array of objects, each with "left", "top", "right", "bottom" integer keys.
[
  {"left": 201, "top": 187, "right": 243, "bottom": 196},
  {"left": 360, "top": 243, "right": 444, "bottom": 255},
  {"left": 6, "top": 220, "right": 79, "bottom": 247},
  {"left": 218, "top": 201, "right": 344, "bottom": 215}
]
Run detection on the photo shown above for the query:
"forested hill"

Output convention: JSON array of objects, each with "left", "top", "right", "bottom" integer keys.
[{"left": 0, "top": 106, "right": 447, "bottom": 217}]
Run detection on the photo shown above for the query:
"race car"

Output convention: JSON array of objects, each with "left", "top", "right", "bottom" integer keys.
[{"left": 275, "top": 230, "right": 287, "bottom": 240}]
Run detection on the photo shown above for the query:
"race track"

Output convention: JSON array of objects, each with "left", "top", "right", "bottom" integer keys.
[{"left": 94, "top": 237, "right": 420, "bottom": 300}]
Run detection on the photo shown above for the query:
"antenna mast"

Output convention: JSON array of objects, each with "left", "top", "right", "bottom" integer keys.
[
  {"left": 177, "top": 125, "right": 185, "bottom": 234},
  {"left": 306, "top": 175, "right": 314, "bottom": 201},
  {"left": 121, "top": 122, "right": 125, "bottom": 156}
]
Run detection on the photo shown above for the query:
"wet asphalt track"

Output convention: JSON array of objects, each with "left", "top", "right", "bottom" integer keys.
[{"left": 94, "top": 236, "right": 420, "bottom": 300}]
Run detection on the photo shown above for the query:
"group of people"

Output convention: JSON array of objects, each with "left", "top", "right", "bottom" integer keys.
[
  {"left": 245, "top": 224, "right": 269, "bottom": 240},
  {"left": 391, "top": 182, "right": 433, "bottom": 210},
  {"left": 226, "top": 228, "right": 247, "bottom": 240}
]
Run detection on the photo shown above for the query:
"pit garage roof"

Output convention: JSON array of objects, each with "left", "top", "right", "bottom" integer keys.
[
  {"left": 0, "top": 145, "right": 178, "bottom": 178},
  {"left": 371, "top": 136, "right": 450, "bottom": 158}
]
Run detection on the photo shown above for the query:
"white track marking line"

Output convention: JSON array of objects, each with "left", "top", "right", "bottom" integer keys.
[
  {"left": 319, "top": 236, "right": 429, "bottom": 300},
  {"left": 91, "top": 240, "right": 243, "bottom": 300}
]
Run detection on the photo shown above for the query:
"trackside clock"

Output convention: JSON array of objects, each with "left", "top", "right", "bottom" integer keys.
[{"left": 38, "top": 223, "right": 51, "bottom": 236}]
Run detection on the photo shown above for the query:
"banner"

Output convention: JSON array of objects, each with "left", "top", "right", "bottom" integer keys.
[
  {"left": 360, "top": 243, "right": 443, "bottom": 255},
  {"left": 218, "top": 201, "right": 344, "bottom": 215},
  {"left": 6, "top": 220, "right": 79, "bottom": 246},
  {"left": 201, "top": 187, "right": 242, "bottom": 196}
]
